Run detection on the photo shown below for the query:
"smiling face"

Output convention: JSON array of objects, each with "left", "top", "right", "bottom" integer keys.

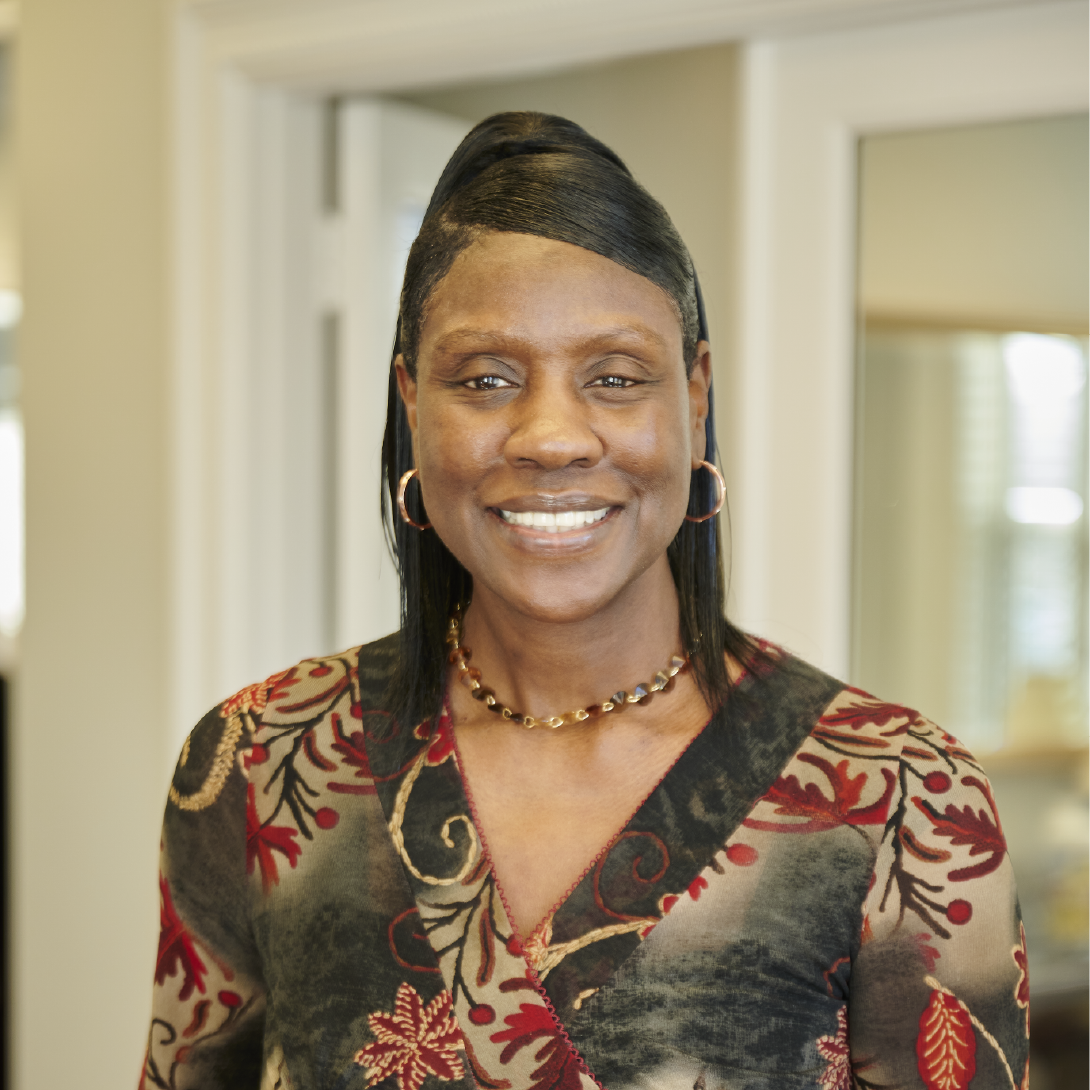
[{"left": 397, "top": 231, "right": 710, "bottom": 627}]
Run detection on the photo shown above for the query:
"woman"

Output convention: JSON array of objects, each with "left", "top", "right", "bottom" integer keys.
[{"left": 143, "top": 113, "right": 1028, "bottom": 1090}]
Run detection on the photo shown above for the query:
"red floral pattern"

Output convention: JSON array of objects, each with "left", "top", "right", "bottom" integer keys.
[
  {"left": 491, "top": 1002, "right": 585, "bottom": 1090},
  {"left": 746, "top": 754, "right": 895, "bottom": 833},
  {"left": 816, "top": 1007, "right": 851, "bottom": 1090},
  {"left": 155, "top": 875, "right": 207, "bottom": 1001},
  {"left": 245, "top": 783, "right": 301, "bottom": 893},
  {"left": 416, "top": 712, "right": 456, "bottom": 766},
  {"left": 354, "top": 983, "right": 465, "bottom": 1090},
  {"left": 912, "top": 777, "right": 1006, "bottom": 882},
  {"left": 916, "top": 989, "right": 977, "bottom": 1090},
  {"left": 221, "top": 667, "right": 296, "bottom": 718},
  {"left": 144, "top": 650, "right": 1028, "bottom": 1090}
]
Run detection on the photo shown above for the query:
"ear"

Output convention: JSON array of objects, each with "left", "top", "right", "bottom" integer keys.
[
  {"left": 688, "top": 342, "right": 712, "bottom": 467},
  {"left": 395, "top": 355, "right": 419, "bottom": 435}
]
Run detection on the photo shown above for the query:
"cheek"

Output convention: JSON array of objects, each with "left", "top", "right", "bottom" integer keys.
[
  {"left": 414, "top": 403, "right": 501, "bottom": 509},
  {"left": 611, "top": 407, "right": 693, "bottom": 506}
]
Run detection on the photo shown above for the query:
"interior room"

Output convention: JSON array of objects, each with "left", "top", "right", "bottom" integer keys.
[{"left": 1, "top": 1, "right": 1086, "bottom": 1087}]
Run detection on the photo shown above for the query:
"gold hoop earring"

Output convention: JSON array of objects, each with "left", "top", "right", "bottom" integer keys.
[
  {"left": 397, "top": 468, "right": 432, "bottom": 530},
  {"left": 684, "top": 460, "right": 726, "bottom": 523}
]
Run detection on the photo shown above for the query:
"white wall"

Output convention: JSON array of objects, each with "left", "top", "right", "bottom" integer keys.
[
  {"left": 13, "top": 0, "right": 168, "bottom": 1084},
  {"left": 0, "top": 43, "right": 16, "bottom": 292}
]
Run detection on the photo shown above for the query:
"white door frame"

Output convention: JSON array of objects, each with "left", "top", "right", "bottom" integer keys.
[
  {"left": 170, "top": 0, "right": 1087, "bottom": 739},
  {"left": 732, "top": 1, "right": 1087, "bottom": 674}
]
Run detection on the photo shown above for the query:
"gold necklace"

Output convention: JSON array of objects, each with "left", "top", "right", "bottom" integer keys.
[{"left": 445, "top": 612, "right": 690, "bottom": 729}]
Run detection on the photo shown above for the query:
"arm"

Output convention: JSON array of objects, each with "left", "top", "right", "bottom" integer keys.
[
  {"left": 850, "top": 718, "right": 1029, "bottom": 1090},
  {"left": 141, "top": 694, "right": 269, "bottom": 1090}
]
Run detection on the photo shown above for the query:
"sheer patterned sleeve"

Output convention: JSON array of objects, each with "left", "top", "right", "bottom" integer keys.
[
  {"left": 140, "top": 678, "right": 278, "bottom": 1090},
  {"left": 850, "top": 718, "right": 1029, "bottom": 1090}
]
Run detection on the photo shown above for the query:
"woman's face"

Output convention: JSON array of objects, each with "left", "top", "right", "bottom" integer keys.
[{"left": 397, "top": 231, "right": 711, "bottom": 625}]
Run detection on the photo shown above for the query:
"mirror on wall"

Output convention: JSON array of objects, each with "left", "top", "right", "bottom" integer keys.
[{"left": 852, "top": 114, "right": 1089, "bottom": 1086}]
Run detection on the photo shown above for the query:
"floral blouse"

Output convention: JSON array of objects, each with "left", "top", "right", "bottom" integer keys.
[{"left": 141, "top": 635, "right": 1029, "bottom": 1090}]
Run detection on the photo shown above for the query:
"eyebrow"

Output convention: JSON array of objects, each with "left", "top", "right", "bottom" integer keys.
[{"left": 430, "top": 324, "right": 672, "bottom": 354}]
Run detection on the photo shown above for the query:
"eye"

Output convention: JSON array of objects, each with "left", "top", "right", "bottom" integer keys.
[
  {"left": 589, "top": 375, "right": 639, "bottom": 389},
  {"left": 464, "top": 374, "right": 514, "bottom": 391}
]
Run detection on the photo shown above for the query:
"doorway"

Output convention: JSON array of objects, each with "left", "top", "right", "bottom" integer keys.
[{"left": 853, "top": 113, "right": 1089, "bottom": 1089}]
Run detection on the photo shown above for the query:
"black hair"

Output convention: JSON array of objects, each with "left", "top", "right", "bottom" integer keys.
[{"left": 380, "top": 111, "right": 756, "bottom": 726}]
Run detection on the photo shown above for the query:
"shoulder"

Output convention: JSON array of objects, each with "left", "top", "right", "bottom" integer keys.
[
  {"left": 811, "top": 682, "right": 928, "bottom": 757},
  {"left": 168, "top": 633, "right": 401, "bottom": 812},
  {"left": 239, "top": 632, "right": 402, "bottom": 733},
  {"left": 231, "top": 632, "right": 400, "bottom": 727},
  {"left": 810, "top": 680, "right": 979, "bottom": 777},
  {"left": 744, "top": 643, "right": 923, "bottom": 748},
  {"left": 745, "top": 653, "right": 981, "bottom": 821}
]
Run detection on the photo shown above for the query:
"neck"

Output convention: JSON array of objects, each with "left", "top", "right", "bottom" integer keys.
[{"left": 459, "top": 556, "right": 684, "bottom": 720}]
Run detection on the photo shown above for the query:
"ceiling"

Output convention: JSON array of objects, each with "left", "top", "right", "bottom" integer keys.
[{"left": 184, "top": 0, "right": 1064, "bottom": 93}]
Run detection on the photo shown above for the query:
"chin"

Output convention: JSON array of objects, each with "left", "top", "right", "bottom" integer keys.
[{"left": 475, "top": 567, "right": 640, "bottom": 627}]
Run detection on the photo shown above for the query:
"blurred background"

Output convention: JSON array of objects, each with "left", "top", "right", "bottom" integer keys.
[{"left": 0, "top": 1, "right": 1085, "bottom": 1087}]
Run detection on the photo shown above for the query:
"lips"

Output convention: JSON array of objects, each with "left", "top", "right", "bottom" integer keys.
[{"left": 498, "top": 507, "right": 610, "bottom": 532}]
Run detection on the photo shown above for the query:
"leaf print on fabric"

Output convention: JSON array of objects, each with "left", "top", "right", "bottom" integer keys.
[
  {"left": 143, "top": 967, "right": 259, "bottom": 1088},
  {"left": 156, "top": 875, "right": 207, "bottom": 1001},
  {"left": 302, "top": 726, "right": 337, "bottom": 771},
  {"left": 491, "top": 1002, "right": 585, "bottom": 1090},
  {"left": 899, "top": 825, "right": 953, "bottom": 865},
  {"left": 816, "top": 1007, "right": 851, "bottom": 1090},
  {"left": 242, "top": 655, "right": 370, "bottom": 876},
  {"left": 746, "top": 754, "right": 895, "bottom": 833},
  {"left": 354, "top": 983, "right": 465, "bottom": 1090},
  {"left": 917, "top": 988, "right": 977, "bottom": 1090},
  {"left": 822, "top": 689, "right": 917, "bottom": 733},
  {"left": 912, "top": 775, "right": 1006, "bottom": 881},
  {"left": 415, "top": 713, "right": 457, "bottom": 766},
  {"left": 324, "top": 711, "right": 391, "bottom": 796},
  {"left": 221, "top": 667, "right": 297, "bottom": 718},
  {"left": 245, "top": 783, "right": 301, "bottom": 893}
]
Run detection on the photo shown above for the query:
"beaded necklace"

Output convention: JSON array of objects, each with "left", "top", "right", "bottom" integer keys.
[{"left": 445, "top": 611, "right": 690, "bottom": 729}]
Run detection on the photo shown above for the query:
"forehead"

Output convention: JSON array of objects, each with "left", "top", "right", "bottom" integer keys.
[{"left": 419, "top": 232, "right": 684, "bottom": 355}]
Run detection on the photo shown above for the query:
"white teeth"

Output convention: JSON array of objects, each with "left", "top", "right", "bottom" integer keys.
[{"left": 499, "top": 507, "right": 610, "bottom": 530}]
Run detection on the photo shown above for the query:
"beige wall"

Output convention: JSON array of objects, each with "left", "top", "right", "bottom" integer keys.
[
  {"left": 401, "top": 44, "right": 745, "bottom": 503},
  {"left": 13, "top": 0, "right": 169, "bottom": 1085},
  {"left": 858, "top": 113, "right": 1089, "bottom": 332},
  {"left": 0, "top": 44, "right": 16, "bottom": 291}
]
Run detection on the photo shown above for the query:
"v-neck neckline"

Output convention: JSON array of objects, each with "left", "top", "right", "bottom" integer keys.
[
  {"left": 447, "top": 695, "right": 717, "bottom": 956},
  {"left": 359, "top": 642, "right": 847, "bottom": 1028}
]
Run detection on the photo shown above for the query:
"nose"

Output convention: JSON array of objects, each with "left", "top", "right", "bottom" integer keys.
[{"left": 503, "top": 383, "right": 604, "bottom": 471}]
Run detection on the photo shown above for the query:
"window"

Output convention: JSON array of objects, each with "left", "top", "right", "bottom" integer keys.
[{"left": 853, "top": 326, "right": 1088, "bottom": 754}]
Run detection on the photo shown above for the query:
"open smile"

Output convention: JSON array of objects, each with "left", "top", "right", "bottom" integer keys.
[{"left": 497, "top": 507, "right": 611, "bottom": 532}]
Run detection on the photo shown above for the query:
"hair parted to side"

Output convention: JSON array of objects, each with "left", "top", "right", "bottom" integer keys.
[{"left": 381, "top": 111, "right": 757, "bottom": 727}]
